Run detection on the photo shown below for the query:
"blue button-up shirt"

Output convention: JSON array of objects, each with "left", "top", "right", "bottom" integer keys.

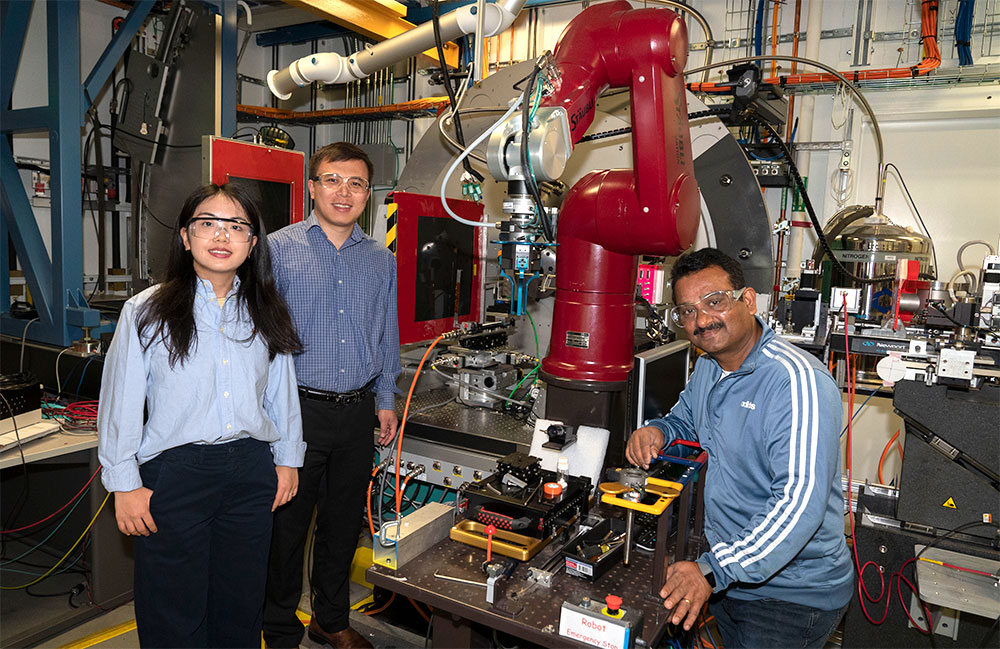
[
  {"left": 98, "top": 277, "right": 305, "bottom": 493},
  {"left": 268, "top": 214, "right": 401, "bottom": 411}
]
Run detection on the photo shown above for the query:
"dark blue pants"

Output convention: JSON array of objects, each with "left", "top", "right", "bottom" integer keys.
[
  {"left": 134, "top": 438, "right": 277, "bottom": 648},
  {"left": 263, "top": 394, "right": 375, "bottom": 648},
  {"left": 709, "top": 595, "right": 848, "bottom": 649}
]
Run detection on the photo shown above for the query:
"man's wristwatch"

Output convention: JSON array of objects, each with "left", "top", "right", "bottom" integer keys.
[{"left": 698, "top": 562, "right": 716, "bottom": 589}]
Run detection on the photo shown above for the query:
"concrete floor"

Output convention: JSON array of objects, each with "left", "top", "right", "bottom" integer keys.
[{"left": 38, "top": 593, "right": 425, "bottom": 649}]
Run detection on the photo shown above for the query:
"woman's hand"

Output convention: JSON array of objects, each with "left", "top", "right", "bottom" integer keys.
[
  {"left": 114, "top": 487, "right": 157, "bottom": 536},
  {"left": 272, "top": 466, "right": 299, "bottom": 511}
]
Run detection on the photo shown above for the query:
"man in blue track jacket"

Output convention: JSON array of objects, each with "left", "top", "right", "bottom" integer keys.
[{"left": 626, "top": 248, "right": 853, "bottom": 649}]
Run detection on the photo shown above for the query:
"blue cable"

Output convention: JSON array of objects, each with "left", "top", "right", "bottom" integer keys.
[
  {"left": 75, "top": 356, "right": 95, "bottom": 398},
  {"left": 1, "top": 485, "right": 92, "bottom": 567},
  {"left": 747, "top": 149, "right": 782, "bottom": 161},
  {"left": 60, "top": 360, "right": 83, "bottom": 397},
  {"left": 0, "top": 536, "right": 90, "bottom": 577},
  {"left": 840, "top": 386, "right": 881, "bottom": 438},
  {"left": 753, "top": 0, "right": 767, "bottom": 57},
  {"left": 703, "top": 618, "right": 719, "bottom": 649},
  {"left": 956, "top": 1, "right": 975, "bottom": 66}
]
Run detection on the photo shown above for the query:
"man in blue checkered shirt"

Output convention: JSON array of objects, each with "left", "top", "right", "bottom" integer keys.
[{"left": 264, "top": 142, "right": 400, "bottom": 649}]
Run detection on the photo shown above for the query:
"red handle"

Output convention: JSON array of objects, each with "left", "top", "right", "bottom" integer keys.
[{"left": 484, "top": 524, "right": 496, "bottom": 562}]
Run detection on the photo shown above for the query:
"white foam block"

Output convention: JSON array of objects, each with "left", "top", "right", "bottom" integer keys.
[{"left": 529, "top": 418, "right": 610, "bottom": 494}]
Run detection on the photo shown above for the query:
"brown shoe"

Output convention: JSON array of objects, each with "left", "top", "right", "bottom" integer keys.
[{"left": 307, "top": 620, "right": 373, "bottom": 649}]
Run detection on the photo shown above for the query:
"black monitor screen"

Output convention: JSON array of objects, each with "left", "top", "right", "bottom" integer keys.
[
  {"left": 633, "top": 340, "right": 691, "bottom": 430},
  {"left": 227, "top": 177, "right": 292, "bottom": 237},
  {"left": 414, "top": 215, "right": 474, "bottom": 323}
]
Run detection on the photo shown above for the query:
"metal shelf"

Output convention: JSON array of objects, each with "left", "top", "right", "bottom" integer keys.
[{"left": 236, "top": 97, "right": 448, "bottom": 125}]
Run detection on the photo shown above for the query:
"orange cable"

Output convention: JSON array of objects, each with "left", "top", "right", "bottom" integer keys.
[
  {"left": 877, "top": 429, "right": 904, "bottom": 485},
  {"left": 785, "top": 0, "right": 802, "bottom": 142},
  {"left": 770, "top": 0, "right": 780, "bottom": 77},
  {"left": 394, "top": 334, "right": 447, "bottom": 516},
  {"left": 363, "top": 592, "right": 396, "bottom": 616},
  {"left": 509, "top": 20, "right": 515, "bottom": 66},
  {"left": 400, "top": 474, "right": 415, "bottom": 510},
  {"left": 688, "top": 1, "right": 940, "bottom": 93},
  {"left": 408, "top": 597, "right": 431, "bottom": 623}
]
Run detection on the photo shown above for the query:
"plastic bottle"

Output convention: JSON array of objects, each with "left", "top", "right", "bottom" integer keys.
[{"left": 556, "top": 457, "right": 569, "bottom": 489}]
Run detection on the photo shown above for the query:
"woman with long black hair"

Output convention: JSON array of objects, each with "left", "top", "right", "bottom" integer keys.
[{"left": 97, "top": 183, "right": 304, "bottom": 648}]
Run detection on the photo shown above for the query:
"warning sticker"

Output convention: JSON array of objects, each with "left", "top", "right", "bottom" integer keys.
[{"left": 942, "top": 497, "right": 957, "bottom": 509}]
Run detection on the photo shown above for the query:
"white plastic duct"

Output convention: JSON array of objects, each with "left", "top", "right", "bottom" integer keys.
[{"left": 267, "top": 0, "right": 527, "bottom": 100}]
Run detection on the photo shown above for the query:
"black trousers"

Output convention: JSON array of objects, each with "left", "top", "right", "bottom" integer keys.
[
  {"left": 134, "top": 438, "right": 277, "bottom": 648},
  {"left": 263, "top": 394, "right": 375, "bottom": 648}
]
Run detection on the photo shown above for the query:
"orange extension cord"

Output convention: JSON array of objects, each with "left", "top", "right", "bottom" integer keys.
[
  {"left": 394, "top": 335, "right": 447, "bottom": 517},
  {"left": 877, "top": 428, "right": 904, "bottom": 485},
  {"left": 366, "top": 334, "right": 448, "bottom": 538}
]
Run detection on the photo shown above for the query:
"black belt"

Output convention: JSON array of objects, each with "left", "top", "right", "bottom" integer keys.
[{"left": 297, "top": 380, "right": 375, "bottom": 406}]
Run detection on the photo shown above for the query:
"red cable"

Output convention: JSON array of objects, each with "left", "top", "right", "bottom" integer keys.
[
  {"left": 64, "top": 400, "right": 99, "bottom": 417},
  {"left": 0, "top": 466, "right": 101, "bottom": 534},
  {"left": 665, "top": 439, "right": 703, "bottom": 451},
  {"left": 844, "top": 304, "right": 931, "bottom": 633},
  {"left": 918, "top": 557, "right": 998, "bottom": 579},
  {"left": 897, "top": 559, "right": 934, "bottom": 632}
]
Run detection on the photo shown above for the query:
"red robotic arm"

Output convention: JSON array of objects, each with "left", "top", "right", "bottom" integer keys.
[{"left": 540, "top": 1, "right": 700, "bottom": 388}]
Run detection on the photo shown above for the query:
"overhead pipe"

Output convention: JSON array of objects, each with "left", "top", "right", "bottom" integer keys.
[{"left": 267, "top": 0, "right": 527, "bottom": 99}]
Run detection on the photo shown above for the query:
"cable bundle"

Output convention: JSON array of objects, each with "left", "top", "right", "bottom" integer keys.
[
  {"left": 687, "top": 1, "right": 941, "bottom": 91},
  {"left": 956, "top": 0, "right": 976, "bottom": 66},
  {"left": 1, "top": 467, "right": 110, "bottom": 593},
  {"left": 47, "top": 400, "right": 99, "bottom": 435}
]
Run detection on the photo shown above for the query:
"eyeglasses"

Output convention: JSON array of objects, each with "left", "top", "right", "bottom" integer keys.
[
  {"left": 669, "top": 288, "right": 748, "bottom": 326},
  {"left": 185, "top": 217, "right": 255, "bottom": 243},
  {"left": 310, "top": 173, "right": 370, "bottom": 193}
]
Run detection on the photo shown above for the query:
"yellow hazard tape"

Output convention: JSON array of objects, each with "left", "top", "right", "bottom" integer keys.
[
  {"left": 57, "top": 619, "right": 137, "bottom": 649},
  {"left": 352, "top": 594, "right": 376, "bottom": 611}
]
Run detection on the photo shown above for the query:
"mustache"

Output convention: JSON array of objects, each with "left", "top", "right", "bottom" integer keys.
[{"left": 693, "top": 321, "right": 724, "bottom": 337}]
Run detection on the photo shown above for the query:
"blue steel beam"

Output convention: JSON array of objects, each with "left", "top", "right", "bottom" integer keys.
[
  {"left": 254, "top": 21, "right": 353, "bottom": 48},
  {"left": 46, "top": 0, "right": 87, "bottom": 345},
  {"left": 0, "top": 204, "right": 7, "bottom": 310},
  {"left": 197, "top": 0, "right": 238, "bottom": 137},
  {"left": 220, "top": 1, "right": 237, "bottom": 137},
  {"left": 405, "top": 0, "right": 550, "bottom": 24},
  {"left": 4, "top": 0, "right": 235, "bottom": 344},
  {"left": 81, "top": 0, "right": 156, "bottom": 117},
  {"left": 0, "top": 137, "right": 53, "bottom": 324},
  {"left": 0, "top": 106, "right": 52, "bottom": 132},
  {"left": 1, "top": 0, "right": 33, "bottom": 108}
]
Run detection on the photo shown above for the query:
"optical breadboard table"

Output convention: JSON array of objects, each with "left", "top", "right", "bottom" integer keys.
[{"left": 367, "top": 522, "right": 683, "bottom": 649}]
